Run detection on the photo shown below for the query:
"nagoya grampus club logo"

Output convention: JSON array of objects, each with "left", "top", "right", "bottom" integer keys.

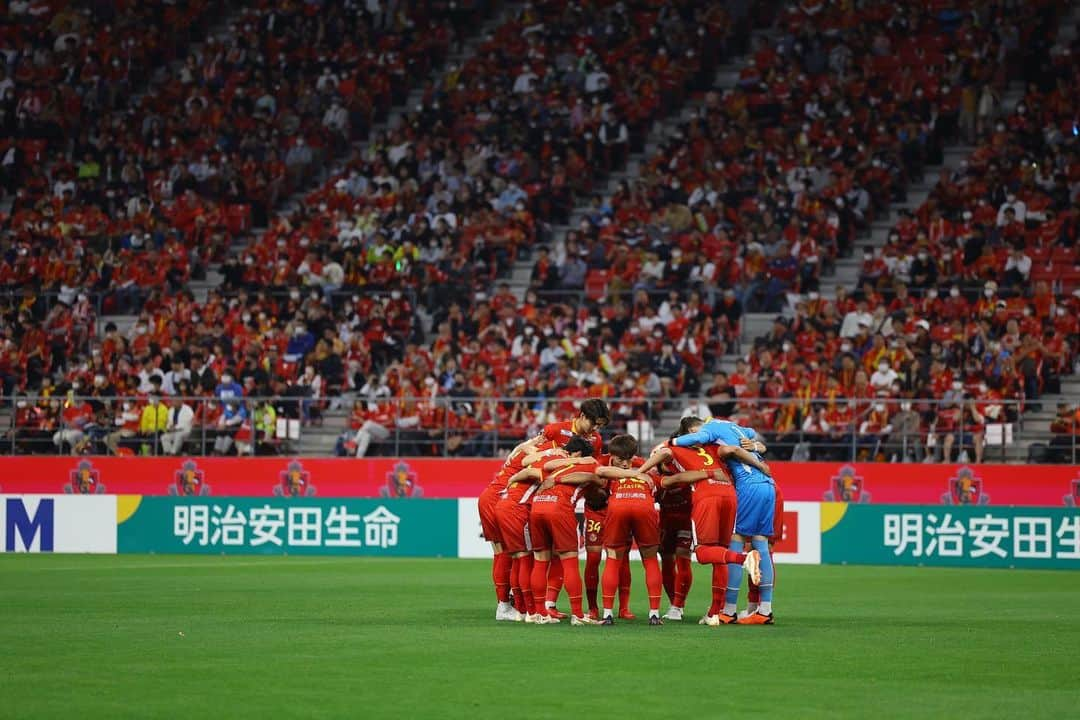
[
  {"left": 1065, "top": 478, "right": 1080, "bottom": 507},
  {"left": 823, "top": 465, "right": 870, "bottom": 503},
  {"left": 274, "top": 460, "right": 316, "bottom": 497},
  {"left": 65, "top": 460, "right": 105, "bottom": 494},
  {"left": 169, "top": 460, "right": 211, "bottom": 496},
  {"left": 942, "top": 467, "right": 990, "bottom": 505},
  {"left": 381, "top": 461, "right": 423, "bottom": 498}
]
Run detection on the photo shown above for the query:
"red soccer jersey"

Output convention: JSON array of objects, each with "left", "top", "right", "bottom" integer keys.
[
  {"left": 666, "top": 443, "right": 734, "bottom": 499},
  {"left": 504, "top": 445, "right": 565, "bottom": 504},
  {"left": 600, "top": 455, "right": 655, "bottom": 508},
  {"left": 532, "top": 459, "right": 600, "bottom": 509},
  {"left": 543, "top": 419, "right": 604, "bottom": 457}
]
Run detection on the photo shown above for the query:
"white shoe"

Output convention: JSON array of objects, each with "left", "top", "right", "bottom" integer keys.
[
  {"left": 539, "top": 614, "right": 561, "bottom": 624},
  {"left": 737, "top": 610, "right": 751, "bottom": 620},
  {"left": 698, "top": 614, "right": 712, "bottom": 625},
  {"left": 703, "top": 614, "right": 721, "bottom": 627},
  {"left": 495, "top": 601, "right": 515, "bottom": 621},
  {"left": 663, "top": 606, "right": 684, "bottom": 621},
  {"left": 743, "top": 549, "right": 762, "bottom": 586},
  {"left": 570, "top": 615, "right": 598, "bottom": 626},
  {"left": 524, "top": 613, "right": 542, "bottom": 624}
]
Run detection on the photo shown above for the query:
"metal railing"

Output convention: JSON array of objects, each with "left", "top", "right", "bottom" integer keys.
[{"left": 2, "top": 394, "right": 1076, "bottom": 464}]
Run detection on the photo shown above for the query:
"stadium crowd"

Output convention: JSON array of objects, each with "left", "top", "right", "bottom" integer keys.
[{"left": 0, "top": 0, "right": 1076, "bottom": 463}]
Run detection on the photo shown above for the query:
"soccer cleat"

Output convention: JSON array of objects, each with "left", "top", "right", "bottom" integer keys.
[
  {"left": 600, "top": 616, "right": 615, "bottom": 626},
  {"left": 618, "top": 609, "right": 636, "bottom": 621},
  {"left": 571, "top": 615, "right": 598, "bottom": 626},
  {"left": 702, "top": 614, "right": 720, "bottom": 627},
  {"left": 511, "top": 609, "right": 525, "bottom": 622},
  {"left": 648, "top": 616, "right": 664, "bottom": 626},
  {"left": 524, "top": 613, "right": 543, "bottom": 624},
  {"left": 547, "top": 608, "right": 568, "bottom": 620},
  {"left": 587, "top": 608, "right": 600, "bottom": 621},
  {"left": 717, "top": 612, "right": 738, "bottom": 625},
  {"left": 539, "top": 614, "right": 561, "bottom": 624},
  {"left": 496, "top": 602, "right": 517, "bottom": 621},
  {"left": 743, "top": 549, "right": 762, "bottom": 586},
  {"left": 737, "top": 612, "right": 774, "bottom": 625},
  {"left": 737, "top": 610, "right": 751, "bottom": 620},
  {"left": 663, "top": 606, "right": 684, "bottom": 621}
]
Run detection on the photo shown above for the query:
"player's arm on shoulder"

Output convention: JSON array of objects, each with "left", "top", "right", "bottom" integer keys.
[
  {"left": 671, "top": 423, "right": 721, "bottom": 447},
  {"left": 558, "top": 471, "right": 601, "bottom": 486},
  {"left": 717, "top": 445, "right": 772, "bottom": 477},
  {"left": 508, "top": 467, "right": 541, "bottom": 485},
  {"left": 596, "top": 465, "right": 643, "bottom": 479},
  {"left": 638, "top": 444, "right": 673, "bottom": 474},
  {"left": 739, "top": 436, "right": 767, "bottom": 454},
  {"left": 661, "top": 470, "right": 709, "bottom": 487}
]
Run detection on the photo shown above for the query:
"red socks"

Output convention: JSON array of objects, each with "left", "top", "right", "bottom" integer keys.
[
  {"left": 561, "top": 556, "right": 584, "bottom": 618},
  {"left": 531, "top": 559, "right": 549, "bottom": 614},
  {"left": 618, "top": 556, "right": 631, "bottom": 611},
  {"left": 518, "top": 555, "right": 535, "bottom": 614},
  {"left": 642, "top": 555, "right": 662, "bottom": 612},
  {"left": 510, "top": 557, "right": 526, "bottom": 613},
  {"left": 695, "top": 545, "right": 746, "bottom": 565},
  {"left": 493, "top": 552, "right": 511, "bottom": 603},
  {"left": 661, "top": 555, "right": 676, "bottom": 603},
  {"left": 675, "top": 555, "right": 693, "bottom": 608},
  {"left": 601, "top": 554, "right": 622, "bottom": 611},
  {"left": 546, "top": 557, "right": 564, "bottom": 605},
  {"left": 709, "top": 563, "right": 728, "bottom": 616},
  {"left": 584, "top": 550, "right": 601, "bottom": 611}
]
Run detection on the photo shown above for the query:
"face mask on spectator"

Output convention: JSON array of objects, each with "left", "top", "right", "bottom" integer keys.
[
  {"left": 927, "top": 289, "right": 938, "bottom": 299},
  {"left": 917, "top": 252, "right": 927, "bottom": 261},
  {"left": 391, "top": 291, "right": 402, "bottom": 300},
  {"left": 951, "top": 288, "right": 960, "bottom": 298},
  {"left": 222, "top": 374, "right": 233, "bottom": 384},
  {"left": 841, "top": 343, "right": 852, "bottom": 353},
  {"left": 878, "top": 363, "right": 889, "bottom": 373},
  {"left": 242, "top": 313, "right": 251, "bottom": 322},
  {"left": 290, "top": 291, "right": 301, "bottom": 300},
  {"left": 952, "top": 381, "right": 963, "bottom": 391},
  {"left": 983, "top": 288, "right": 994, "bottom": 298}
]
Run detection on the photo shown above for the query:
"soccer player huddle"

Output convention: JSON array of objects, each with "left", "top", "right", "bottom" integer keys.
[{"left": 477, "top": 399, "right": 782, "bottom": 627}]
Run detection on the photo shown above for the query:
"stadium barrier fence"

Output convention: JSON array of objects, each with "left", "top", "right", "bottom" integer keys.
[{"left": 4, "top": 395, "right": 1077, "bottom": 464}]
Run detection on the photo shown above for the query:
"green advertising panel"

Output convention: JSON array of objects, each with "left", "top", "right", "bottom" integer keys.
[
  {"left": 117, "top": 496, "right": 458, "bottom": 557},
  {"left": 820, "top": 503, "right": 1080, "bottom": 569}
]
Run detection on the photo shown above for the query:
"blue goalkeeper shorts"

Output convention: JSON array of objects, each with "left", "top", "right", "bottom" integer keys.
[{"left": 735, "top": 481, "right": 776, "bottom": 538}]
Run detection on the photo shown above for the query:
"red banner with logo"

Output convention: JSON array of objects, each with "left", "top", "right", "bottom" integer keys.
[{"left": 0, "top": 457, "right": 1077, "bottom": 507}]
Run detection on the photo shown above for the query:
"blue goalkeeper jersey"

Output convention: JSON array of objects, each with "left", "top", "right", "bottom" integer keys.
[{"left": 672, "top": 419, "right": 773, "bottom": 486}]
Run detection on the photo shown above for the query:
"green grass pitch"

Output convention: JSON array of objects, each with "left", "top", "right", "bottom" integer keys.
[{"left": 1, "top": 556, "right": 1078, "bottom": 719}]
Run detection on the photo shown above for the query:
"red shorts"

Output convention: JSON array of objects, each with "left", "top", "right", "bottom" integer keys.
[
  {"left": 692, "top": 489, "right": 737, "bottom": 546},
  {"left": 660, "top": 510, "right": 693, "bottom": 554},
  {"left": 478, "top": 486, "right": 503, "bottom": 543},
  {"left": 772, "top": 485, "right": 785, "bottom": 541},
  {"left": 495, "top": 498, "right": 530, "bottom": 554},
  {"left": 529, "top": 504, "right": 579, "bottom": 554},
  {"left": 583, "top": 507, "right": 606, "bottom": 548},
  {"left": 604, "top": 503, "right": 660, "bottom": 550}
]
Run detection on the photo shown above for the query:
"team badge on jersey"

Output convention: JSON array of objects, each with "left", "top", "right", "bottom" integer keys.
[
  {"left": 1064, "top": 478, "right": 1080, "bottom": 507},
  {"left": 941, "top": 467, "right": 990, "bottom": 505},
  {"left": 823, "top": 465, "right": 870, "bottom": 503},
  {"left": 169, "top": 460, "right": 211, "bottom": 496},
  {"left": 65, "top": 460, "right": 105, "bottom": 494},
  {"left": 381, "top": 461, "right": 423, "bottom": 498},
  {"left": 274, "top": 460, "right": 316, "bottom": 497}
]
